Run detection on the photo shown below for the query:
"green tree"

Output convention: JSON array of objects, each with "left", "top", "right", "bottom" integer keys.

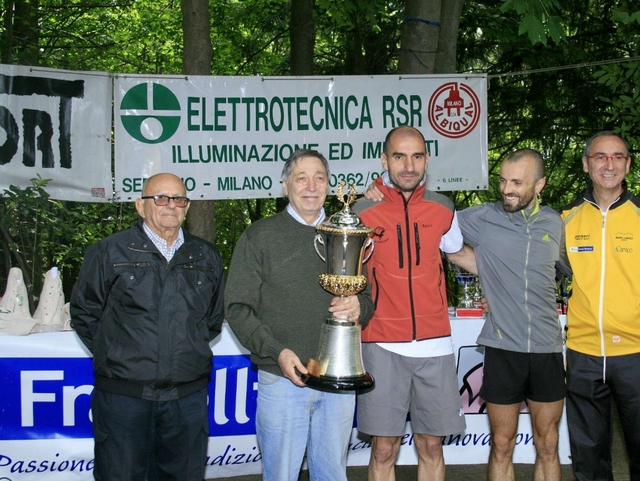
[
  {"left": 0, "top": 177, "right": 137, "bottom": 308},
  {"left": 593, "top": 4, "right": 640, "bottom": 147},
  {"left": 456, "top": 0, "right": 639, "bottom": 212}
]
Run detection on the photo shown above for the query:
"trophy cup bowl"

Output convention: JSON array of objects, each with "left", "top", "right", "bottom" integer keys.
[
  {"left": 454, "top": 265, "right": 483, "bottom": 317},
  {"left": 455, "top": 267, "right": 476, "bottom": 308},
  {"left": 302, "top": 182, "right": 375, "bottom": 391}
]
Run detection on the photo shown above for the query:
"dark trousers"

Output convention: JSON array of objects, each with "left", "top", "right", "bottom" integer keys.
[
  {"left": 91, "top": 387, "right": 209, "bottom": 481},
  {"left": 566, "top": 349, "right": 640, "bottom": 481}
]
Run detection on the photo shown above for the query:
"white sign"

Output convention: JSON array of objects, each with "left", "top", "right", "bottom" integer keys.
[
  {"left": 114, "top": 74, "right": 488, "bottom": 201},
  {"left": 0, "top": 319, "right": 570, "bottom": 480},
  {"left": 0, "top": 65, "right": 113, "bottom": 202}
]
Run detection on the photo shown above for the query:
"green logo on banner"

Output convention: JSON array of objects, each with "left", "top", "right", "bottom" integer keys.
[{"left": 120, "top": 83, "right": 181, "bottom": 144}]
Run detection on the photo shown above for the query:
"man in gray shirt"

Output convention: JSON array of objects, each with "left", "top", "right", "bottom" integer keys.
[{"left": 457, "top": 149, "right": 570, "bottom": 480}]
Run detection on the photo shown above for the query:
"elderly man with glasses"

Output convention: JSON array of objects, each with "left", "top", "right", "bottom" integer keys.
[
  {"left": 559, "top": 131, "right": 640, "bottom": 481},
  {"left": 71, "top": 173, "right": 225, "bottom": 481}
]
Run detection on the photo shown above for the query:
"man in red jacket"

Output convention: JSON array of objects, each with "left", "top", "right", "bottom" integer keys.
[{"left": 353, "top": 126, "right": 475, "bottom": 481}]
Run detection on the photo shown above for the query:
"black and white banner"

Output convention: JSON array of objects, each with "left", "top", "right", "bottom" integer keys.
[{"left": 0, "top": 65, "right": 113, "bottom": 202}]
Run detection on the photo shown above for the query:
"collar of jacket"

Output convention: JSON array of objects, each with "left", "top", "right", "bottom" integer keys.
[
  {"left": 375, "top": 175, "right": 427, "bottom": 204},
  {"left": 519, "top": 196, "right": 540, "bottom": 222},
  {"left": 494, "top": 196, "right": 542, "bottom": 226},
  {"left": 126, "top": 219, "right": 198, "bottom": 257},
  {"left": 583, "top": 180, "right": 631, "bottom": 211}
]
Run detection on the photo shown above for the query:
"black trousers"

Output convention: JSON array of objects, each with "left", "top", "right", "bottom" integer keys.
[
  {"left": 566, "top": 349, "right": 640, "bottom": 481},
  {"left": 91, "top": 387, "right": 209, "bottom": 481}
]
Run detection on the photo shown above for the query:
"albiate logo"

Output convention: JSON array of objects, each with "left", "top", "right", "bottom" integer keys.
[
  {"left": 428, "top": 82, "right": 481, "bottom": 139},
  {"left": 120, "top": 83, "right": 181, "bottom": 144}
]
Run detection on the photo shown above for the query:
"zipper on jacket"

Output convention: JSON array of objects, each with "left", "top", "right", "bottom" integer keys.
[
  {"left": 584, "top": 196, "right": 612, "bottom": 381},
  {"left": 598, "top": 209, "right": 608, "bottom": 380},
  {"left": 396, "top": 224, "right": 404, "bottom": 269},
  {"left": 524, "top": 221, "right": 532, "bottom": 353},
  {"left": 181, "top": 265, "right": 215, "bottom": 272},
  {"left": 583, "top": 194, "right": 619, "bottom": 380},
  {"left": 112, "top": 262, "right": 151, "bottom": 268},
  {"left": 414, "top": 222, "right": 421, "bottom": 266},
  {"left": 402, "top": 199, "right": 417, "bottom": 339},
  {"left": 127, "top": 247, "right": 155, "bottom": 254},
  {"left": 125, "top": 246, "right": 170, "bottom": 268},
  {"left": 438, "top": 263, "right": 445, "bottom": 305},
  {"left": 372, "top": 267, "right": 380, "bottom": 310}
]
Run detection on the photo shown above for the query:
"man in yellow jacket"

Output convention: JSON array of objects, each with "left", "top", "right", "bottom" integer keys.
[{"left": 560, "top": 131, "right": 640, "bottom": 481}]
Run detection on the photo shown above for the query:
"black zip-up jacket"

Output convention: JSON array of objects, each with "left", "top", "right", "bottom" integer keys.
[{"left": 70, "top": 220, "right": 225, "bottom": 401}]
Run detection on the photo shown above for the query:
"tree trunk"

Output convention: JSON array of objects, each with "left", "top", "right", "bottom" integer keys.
[
  {"left": 181, "top": 0, "right": 213, "bottom": 73},
  {"left": 2, "top": 0, "right": 14, "bottom": 64},
  {"left": 346, "top": 16, "right": 365, "bottom": 75},
  {"left": 398, "top": 0, "right": 441, "bottom": 74},
  {"left": 290, "top": 0, "right": 315, "bottom": 75},
  {"left": 434, "top": 0, "right": 464, "bottom": 73},
  {"left": 280, "top": 0, "right": 315, "bottom": 213},
  {"left": 181, "top": 0, "right": 217, "bottom": 244},
  {"left": 13, "top": 0, "right": 39, "bottom": 65}
]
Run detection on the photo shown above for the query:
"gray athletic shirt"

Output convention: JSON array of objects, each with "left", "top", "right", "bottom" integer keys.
[{"left": 458, "top": 201, "right": 567, "bottom": 353}]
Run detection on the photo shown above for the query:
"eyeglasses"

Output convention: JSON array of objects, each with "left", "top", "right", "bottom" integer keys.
[
  {"left": 586, "top": 154, "right": 629, "bottom": 163},
  {"left": 140, "top": 195, "right": 190, "bottom": 207}
]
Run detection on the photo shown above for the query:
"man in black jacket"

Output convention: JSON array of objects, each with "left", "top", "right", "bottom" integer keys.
[{"left": 71, "top": 173, "right": 225, "bottom": 481}]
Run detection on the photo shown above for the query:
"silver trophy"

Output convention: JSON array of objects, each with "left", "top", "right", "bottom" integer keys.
[
  {"left": 472, "top": 276, "right": 483, "bottom": 305},
  {"left": 454, "top": 265, "right": 476, "bottom": 308},
  {"left": 303, "top": 182, "right": 375, "bottom": 391}
]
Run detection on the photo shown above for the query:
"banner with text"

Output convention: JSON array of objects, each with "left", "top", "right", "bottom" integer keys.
[
  {"left": 114, "top": 74, "right": 488, "bottom": 201},
  {"left": 0, "top": 320, "right": 570, "bottom": 480},
  {"left": 0, "top": 65, "right": 113, "bottom": 202}
]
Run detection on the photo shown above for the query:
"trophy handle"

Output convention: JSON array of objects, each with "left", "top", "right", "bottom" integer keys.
[
  {"left": 362, "top": 237, "right": 375, "bottom": 263},
  {"left": 314, "top": 234, "right": 326, "bottom": 262}
]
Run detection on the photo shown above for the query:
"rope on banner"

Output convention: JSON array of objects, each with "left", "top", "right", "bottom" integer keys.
[
  {"left": 486, "top": 56, "right": 640, "bottom": 80},
  {"left": 28, "top": 67, "right": 113, "bottom": 79},
  {"left": 261, "top": 76, "right": 335, "bottom": 82}
]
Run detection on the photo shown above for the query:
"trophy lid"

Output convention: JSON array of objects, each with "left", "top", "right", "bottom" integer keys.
[{"left": 317, "top": 182, "right": 374, "bottom": 235}]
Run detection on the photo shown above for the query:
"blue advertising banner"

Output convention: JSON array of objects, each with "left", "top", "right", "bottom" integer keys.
[{"left": 0, "top": 320, "right": 570, "bottom": 480}]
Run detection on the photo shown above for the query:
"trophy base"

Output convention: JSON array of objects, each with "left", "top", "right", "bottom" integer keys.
[{"left": 302, "top": 372, "right": 374, "bottom": 391}]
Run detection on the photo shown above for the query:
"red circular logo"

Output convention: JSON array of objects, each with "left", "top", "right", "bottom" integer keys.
[{"left": 428, "top": 82, "right": 481, "bottom": 139}]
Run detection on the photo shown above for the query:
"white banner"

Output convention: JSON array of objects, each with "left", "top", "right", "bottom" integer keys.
[
  {"left": 114, "top": 74, "right": 488, "bottom": 201},
  {"left": 0, "top": 318, "right": 570, "bottom": 480},
  {"left": 0, "top": 65, "right": 113, "bottom": 202}
]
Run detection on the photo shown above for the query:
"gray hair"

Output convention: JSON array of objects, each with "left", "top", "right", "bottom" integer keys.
[
  {"left": 280, "top": 149, "right": 330, "bottom": 183},
  {"left": 583, "top": 131, "right": 630, "bottom": 157}
]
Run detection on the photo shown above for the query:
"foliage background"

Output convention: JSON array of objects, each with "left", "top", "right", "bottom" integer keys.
[{"left": 1, "top": 0, "right": 638, "bottom": 306}]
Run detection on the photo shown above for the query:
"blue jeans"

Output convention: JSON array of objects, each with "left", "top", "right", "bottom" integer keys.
[{"left": 256, "top": 370, "right": 355, "bottom": 481}]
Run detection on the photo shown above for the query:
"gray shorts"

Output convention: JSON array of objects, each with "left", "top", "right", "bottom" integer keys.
[{"left": 357, "top": 343, "right": 466, "bottom": 437}]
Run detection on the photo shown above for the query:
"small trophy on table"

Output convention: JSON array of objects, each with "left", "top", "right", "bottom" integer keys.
[{"left": 454, "top": 265, "right": 483, "bottom": 317}]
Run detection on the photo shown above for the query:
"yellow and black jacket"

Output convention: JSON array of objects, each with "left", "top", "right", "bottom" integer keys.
[{"left": 560, "top": 183, "right": 640, "bottom": 358}]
